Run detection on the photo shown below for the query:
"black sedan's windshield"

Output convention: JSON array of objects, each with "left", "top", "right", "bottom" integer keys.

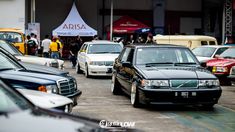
[
  {"left": 0, "top": 40, "right": 23, "bottom": 56},
  {"left": 87, "top": 44, "right": 122, "bottom": 54},
  {"left": 136, "top": 47, "right": 198, "bottom": 65}
]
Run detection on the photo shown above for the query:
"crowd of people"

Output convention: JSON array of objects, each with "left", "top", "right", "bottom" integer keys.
[{"left": 24, "top": 33, "right": 156, "bottom": 68}]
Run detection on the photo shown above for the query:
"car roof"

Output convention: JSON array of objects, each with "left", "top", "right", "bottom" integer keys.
[
  {"left": 85, "top": 40, "right": 120, "bottom": 45},
  {"left": 125, "top": 43, "right": 189, "bottom": 49},
  {"left": 196, "top": 45, "right": 231, "bottom": 48}
]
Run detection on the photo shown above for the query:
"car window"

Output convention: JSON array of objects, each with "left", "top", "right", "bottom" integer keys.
[
  {"left": 87, "top": 44, "right": 122, "bottom": 54},
  {"left": 209, "top": 41, "right": 216, "bottom": 45},
  {"left": 0, "top": 52, "right": 20, "bottom": 70},
  {"left": 120, "top": 48, "right": 131, "bottom": 62},
  {"left": 214, "top": 47, "right": 229, "bottom": 56},
  {"left": 220, "top": 48, "right": 235, "bottom": 58},
  {"left": 0, "top": 83, "right": 30, "bottom": 113},
  {"left": 0, "top": 32, "right": 23, "bottom": 43},
  {"left": 136, "top": 47, "right": 198, "bottom": 65},
  {"left": 192, "top": 47, "right": 216, "bottom": 57},
  {"left": 0, "top": 40, "right": 23, "bottom": 56},
  {"left": 201, "top": 41, "right": 208, "bottom": 45}
]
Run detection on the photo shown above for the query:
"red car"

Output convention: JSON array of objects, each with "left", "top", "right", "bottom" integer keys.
[{"left": 206, "top": 47, "right": 235, "bottom": 86}]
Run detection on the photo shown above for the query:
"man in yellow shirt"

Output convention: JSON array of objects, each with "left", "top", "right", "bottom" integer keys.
[
  {"left": 49, "top": 38, "right": 60, "bottom": 59},
  {"left": 56, "top": 36, "right": 63, "bottom": 58}
]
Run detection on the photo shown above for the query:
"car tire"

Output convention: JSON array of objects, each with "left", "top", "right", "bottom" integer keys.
[
  {"left": 131, "top": 82, "right": 141, "bottom": 108},
  {"left": 76, "top": 63, "right": 82, "bottom": 74},
  {"left": 84, "top": 64, "right": 90, "bottom": 78},
  {"left": 111, "top": 73, "right": 122, "bottom": 95}
]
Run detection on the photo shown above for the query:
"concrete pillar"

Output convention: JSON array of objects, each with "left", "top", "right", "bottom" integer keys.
[{"left": 152, "top": 0, "right": 165, "bottom": 35}]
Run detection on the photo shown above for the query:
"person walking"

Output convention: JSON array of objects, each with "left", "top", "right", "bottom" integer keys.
[
  {"left": 41, "top": 35, "right": 51, "bottom": 58},
  {"left": 74, "top": 35, "right": 83, "bottom": 50},
  {"left": 56, "top": 36, "right": 63, "bottom": 58},
  {"left": 49, "top": 38, "right": 60, "bottom": 59}
]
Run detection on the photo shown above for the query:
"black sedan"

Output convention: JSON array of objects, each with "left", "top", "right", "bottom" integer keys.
[{"left": 111, "top": 44, "right": 222, "bottom": 108}]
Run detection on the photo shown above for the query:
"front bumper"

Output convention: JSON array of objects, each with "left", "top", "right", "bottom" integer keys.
[
  {"left": 88, "top": 65, "right": 113, "bottom": 76},
  {"left": 138, "top": 87, "right": 222, "bottom": 105},
  {"left": 65, "top": 90, "right": 82, "bottom": 106}
]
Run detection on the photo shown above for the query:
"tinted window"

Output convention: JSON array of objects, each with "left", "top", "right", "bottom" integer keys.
[
  {"left": 0, "top": 52, "right": 20, "bottom": 70},
  {"left": 209, "top": 41, "right": 216, "bottom": 45},
  {"left": 214, "top": 47, "right": 229, "bottom": 56},
  {"left": 136, "top": 47, "right": 197, "bottom": 65},
  {"left": 192, "top": 47, "right": 216, "bottom": 57},
  {"left": 201, "top": 41, "right": 208, "bottom": 45},
  {"left": 220, "top": 48, "right": 235, "bottom": 57},
  {"left": 87, "top": 44, "right": 122, "bottom": 54}
]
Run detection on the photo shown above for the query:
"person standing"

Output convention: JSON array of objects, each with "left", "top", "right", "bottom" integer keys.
[
  {"left": 41, "top": 35, "right": 51, "bottom": 58},
  {"left": 69, "top": 41, "right": 80, "bottom": 68},
  {"left": 26, "top": 35, "right": 37, "bottom": 55},
  {"left": 145, "top": 34, "right": 155, "bottom": 44},
  {"left": 74, "top": 35, "right": 83, "bottom": 50},
  {"left": 49, "top": 38, "right": 60, "bottom": 59},
  {"left": 56, "top": 36, "right": 63, "bottom": 58}
]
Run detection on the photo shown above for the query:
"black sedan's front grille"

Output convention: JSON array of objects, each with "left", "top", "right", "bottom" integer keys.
[
  {"left": 170, "top": 80, "right": 198, "bottom": 89},
  {"left": 58, "top": 79, "right": 76, "bottom": 95}
]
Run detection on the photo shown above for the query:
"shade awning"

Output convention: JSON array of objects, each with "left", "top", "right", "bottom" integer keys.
[
  {"left": 52, "top": 3, "right": 97, "bottom": 36},
  {"left": 108, "top": 16, "right": 150, "bottom": 34}
]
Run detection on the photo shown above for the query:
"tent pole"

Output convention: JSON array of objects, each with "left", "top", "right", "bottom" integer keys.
[{"left": 110, "top": 0, "right": 113, "bottom": 41}]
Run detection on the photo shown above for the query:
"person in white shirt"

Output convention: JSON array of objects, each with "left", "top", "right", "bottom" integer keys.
[{"left": 41, "top": 35, "right": 51, "bottom": 58}]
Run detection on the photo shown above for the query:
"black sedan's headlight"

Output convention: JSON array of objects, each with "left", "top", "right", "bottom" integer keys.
[
  {"left": 141, "top": 79, "right": 169, "bottom": 88},
  {"left": 198, "top": 80, "right": 220, "bottom": 88}
]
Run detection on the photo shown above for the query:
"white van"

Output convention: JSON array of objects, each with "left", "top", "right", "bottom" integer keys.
[{"left": 153, "top": 35, "right": 218, "bottom": 49}]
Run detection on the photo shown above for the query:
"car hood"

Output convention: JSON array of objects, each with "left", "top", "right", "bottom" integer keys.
[
  {"left": 19, "top": 62, "right": 68, "bottom": 76},
  {"left": 136, "top": 66, "right": 216, "bottom": 79},
  {"left": 0, "top": 110, "right": 89, "bottom": 132},
  {"left": 0, "top": 70, "right": 66, "bottom": 84},
  {"left": 16, "top": 55, "right": 64, "bottom": 67},
  {"left": 86, "top": 54, "right": 119, "bottom": 61},
  {"left": 207, "top": 58, "right": 235, "bottom": 67},
  {"left": 17, "top": 89, "right": 73, "bottom": 109}
]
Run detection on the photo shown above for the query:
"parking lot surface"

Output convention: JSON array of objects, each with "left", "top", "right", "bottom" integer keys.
[{"left": 64, "top": 62, "right": 235, "bottom": 132}]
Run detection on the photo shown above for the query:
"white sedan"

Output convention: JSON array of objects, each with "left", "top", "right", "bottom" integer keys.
[
  {"left": 192, "top": 45, "right": 230, "bottom": 62},
  {"left": 76, "top": 40, "right": 122, "bottom": 77},
  {"left": 17, "top": 89, "right": 73, "bottom": 113}
]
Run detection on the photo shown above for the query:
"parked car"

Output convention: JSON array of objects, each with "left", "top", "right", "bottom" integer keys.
[
  {"left": 206, "top": 47, "right": 235, "bottom": 86},
  {"left": 0, "top": 79, "right": 140, "bottom": 132},
  {"left": 76, "top": 40, "right": 122, "bottom": 77},
  {"left": 0, "top": 40, "right": 64, "bottom": 69},
  {"left": 192, "top": 45, "right": 230, "bottom": 62},
  {"left": 17, "top": 89, "right": 73, "bottom": 113},
  {"left": 0, "top": 47, "right": 81, "bottom": 105},
  {"left": 111, "top": 44, "right": 222, "bottom": 108},
  {"left": 228, "top": 66, "right": 235, "bottom": 85},
  {"left": 153, "top": 35, "right": 218, "bottom": 49}
]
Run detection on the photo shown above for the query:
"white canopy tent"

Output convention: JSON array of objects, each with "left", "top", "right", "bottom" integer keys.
[{"left": 52, "top": 3, "right": 97, "bottom": 36}]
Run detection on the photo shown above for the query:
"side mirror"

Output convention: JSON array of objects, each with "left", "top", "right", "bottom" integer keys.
[
  {"left": 200, "top": 62, "right": 207, "bottom": 68},
  {"left": 122, "top": 62, "right": 132, "bottom": 68}
]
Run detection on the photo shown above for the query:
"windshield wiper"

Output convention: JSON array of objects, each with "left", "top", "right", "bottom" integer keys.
[
  {"left": 145, "top": 62, "right": 174, "bottom": 67},
  {"left": 174, "top": 62, "right": 197, "bottom": 65},
  {"left": 0, "top": 68, "right": 15, "bottom": 71}
]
